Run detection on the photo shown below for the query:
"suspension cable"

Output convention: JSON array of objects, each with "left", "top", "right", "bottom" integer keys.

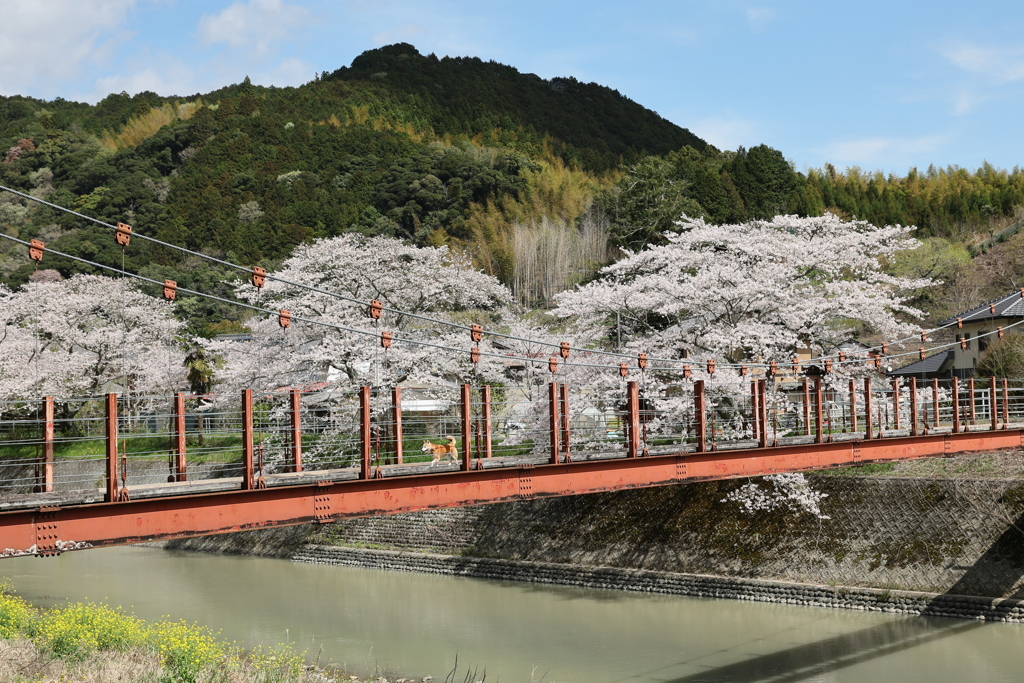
[{"left": 1, "top": 180, "right": 1014, "bottom": 372}]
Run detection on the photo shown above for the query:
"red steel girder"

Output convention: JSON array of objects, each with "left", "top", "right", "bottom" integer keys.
[{"left": 1, "top": 428, "right": 1021, "bottom": 556}]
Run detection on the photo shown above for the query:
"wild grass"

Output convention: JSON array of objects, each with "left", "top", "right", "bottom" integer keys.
[{"left": 0, "top": 582, "right": 307, "bottom": 683}]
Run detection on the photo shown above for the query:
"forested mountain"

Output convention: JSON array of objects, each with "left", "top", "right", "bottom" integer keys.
[
  {"left": 326, "top": 43, "right": 706, "bottom": 171},
  {"left": 1, "top": 42, "right": 1023, "bottom": 333},
  {"left": 0, "top": 43, "right": 703, "bottom": 322}
]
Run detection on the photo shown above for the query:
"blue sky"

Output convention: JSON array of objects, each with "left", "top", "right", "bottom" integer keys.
[{"left": 2, "top": 0, "right": 1022, "bottom": 175}]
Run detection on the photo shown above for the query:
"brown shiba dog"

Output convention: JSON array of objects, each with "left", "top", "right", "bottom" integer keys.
[{"left": 422, "top": 436, "right": 458, "bottom": 465}]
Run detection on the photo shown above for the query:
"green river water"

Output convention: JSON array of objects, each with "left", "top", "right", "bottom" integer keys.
[{"left": 3, "top": 546, "right": 1023, "bottom": 683}]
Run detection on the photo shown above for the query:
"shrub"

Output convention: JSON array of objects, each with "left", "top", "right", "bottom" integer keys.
[
  {"left": 977, "top": 334, "right": 1024, "bottom": 378},
  {"left": 34, "top": 601, "right": 146, "bottom": 659},
  {"left": 0, "top": 582, "right": 32, "bottom": 638},
  {"left": 149, "top": 619, "right": 225, "bottom": 683}
]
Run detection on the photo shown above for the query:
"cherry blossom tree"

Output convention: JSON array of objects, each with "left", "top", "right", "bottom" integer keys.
[
  {"left": 0, "top": 275, "right": 184, "bottom": 406},
  {"left": 551, "top": 213, "right": 933, "bottom": 365},
  {"left": 722, "top": 473, "right": 830, "bottom": 519},
  {"left": 203, "top": 234, "right": 517, "bottom": 399}
]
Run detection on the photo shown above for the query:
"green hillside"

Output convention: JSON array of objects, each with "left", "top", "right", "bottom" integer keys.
[
  {"left": 1, "top": 42, "right": 1024, "bottom": 334},
  {"left": 0, "top": 44, "right": 703, "bottom": 316}
]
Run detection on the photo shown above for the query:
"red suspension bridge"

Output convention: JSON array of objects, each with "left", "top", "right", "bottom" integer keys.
[
  {"left": 1, "top": 375, "right": 1022, "bottom": 558},
  {"left": 2, "top": 184, "right": 1024, "bottom": 558}
]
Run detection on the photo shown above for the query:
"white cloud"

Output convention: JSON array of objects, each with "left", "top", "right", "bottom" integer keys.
[
  {"left": 197, "top": 0, "right": 309, "bottom": 55},
  {"left": 745, "top": 7, "right": 776, "bottom": 32},
  {"left": 688, "top": 114, "right": 757, "bottom": 151},
  {"left": 815, "top": 135, "right": 947, "bottom": 166},
  {"left": 91, "top": 55, "right": 198, "bottom": 99},
  {"left": 942, "top": 42, "right": 1024, "bottom": 84},
  {"left": 0, "top": 0, "right": 140, "bottom": 96}
]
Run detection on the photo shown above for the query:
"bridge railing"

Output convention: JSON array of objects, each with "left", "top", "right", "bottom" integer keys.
[{"left": 3, "top": 376, "right": 1024, "bottom": 502}]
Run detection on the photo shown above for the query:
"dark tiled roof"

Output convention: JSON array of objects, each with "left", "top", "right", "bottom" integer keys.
[
  {"left": 939, "top": 290, "right": 1024, "bottom": 326},
  {"left": 886, "top": 350, "right": 954, "bottom": 377}
]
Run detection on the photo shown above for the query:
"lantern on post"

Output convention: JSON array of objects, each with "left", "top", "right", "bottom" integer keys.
[
  {"left": 368, "top": 299, "right": 383, "bottom": 320},
  {"left": 115, "top": 222, "right": 132, "bottom": 248},
  {"left": 28, "top": 239, "right": 44, "bottom": 264}
]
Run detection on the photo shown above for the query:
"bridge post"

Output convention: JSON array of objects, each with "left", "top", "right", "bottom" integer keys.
[
  {"left": 559, "top": 384, "right": 570, "bottom": 462},
  {"left": 989, "top": 378, "right": 998, "bottom": 431},
  {"left": 753, "top": 378, "right": 761, "bottom": 444},
  {"left": 968, "top": 378, "right": 976, "bottom": 427},
  {"left": 952, "top": 377, "right": 960, "bottom": 433},
  {"left": 694, "top": 380, "right": 706, "bottom": 453},
  {"left": 173, "top": 393, "right": 186, "bottom": 482},
  {"left": 891, "top": 379, "right": 901, "bottom": 431},
  {"left": 910, "top": 378, "right": 919, "bottom": 436},
  {"left": 359, "top": 387, "right": 371, "bottom": 479},
  {"left": 461, "top": 384, "right": 473, "bottom": 471},
  {"left": 625, "top": 381, "right": 640, "bottom": 458},
  {"left": 549, "top": 382, "right": 561, "bottom": 464},
  {"left": 848, "top": 379, "right": 857, "bottom": 433},
  {"left": 932, "top": 378, "right": 940, "bottom": 429},
  {"left": 105, "top": 393, "right": 119, "bottom": 502},
  {"left": 40, "top": 396, "right": 54, "bottom": 493},
  {"left": 757, "top": 380, "right": 768, "bottom": 448},
  {"left": 242, "top": 389, "right": 255, "bottom": 489},
  {"left": 1002, "top": 378, "right": 1010, "bottom": 428},
  {"left": 481, "top": 385, "right": 492, "bottom": 459},
  {"left": 460, "top": 384, "right": 473, "bottom": 470},
  {"left": 392, "top": 387, "right": 403, "bottom": 465},
  {"left": 290, "top": 389, "right": 303, "bottom": 473},
  {"left": 802, "top": 378, "right": 811, "bottom": 436},
  {"left": 814, "top": 378, "right": 824, "bottom": 443},
  {"left": 863, "top": 378, "right": 873, "bottom": 439}
]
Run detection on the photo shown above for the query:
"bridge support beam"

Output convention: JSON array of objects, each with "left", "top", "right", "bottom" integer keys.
[
  {"left": 242, "top": 389, "right": 254, "bottom": 490},
  {"left": 549, "top": 382, "right": 561, "bottom": 464},
  {"left": 172, "top": 393, "right": 186, "bottom": 482},
  {"left": 105, "top": 393, "right": 118, "bottom": 502},
  {"left": 38, "top": 397, "right": 54, "bottom": 493},
  {"left": 290, "top": 389, "right": 303, "bottom": 473},
  {"left": 5, "top": 427, "right": 1023, "bottom": 556},
  {"left": 626, "top": 381, "right": 640, "bottom": 458}
]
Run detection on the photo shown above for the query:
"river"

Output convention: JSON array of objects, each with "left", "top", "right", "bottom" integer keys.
[{"left": 2, "top": 546, "right": 1023, "bottom": 683}]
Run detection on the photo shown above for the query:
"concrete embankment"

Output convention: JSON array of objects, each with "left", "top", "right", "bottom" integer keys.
[
  {"left": 292, "top": 545, "right": 1024, "bottom": 622},
  {"left": 166, "top": 453, "right": 1024, "bottom": 619}
]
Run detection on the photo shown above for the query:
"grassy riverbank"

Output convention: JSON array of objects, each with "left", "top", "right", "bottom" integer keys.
[{"left": 0, "top": 582, "right": 417, "bottom": 683}]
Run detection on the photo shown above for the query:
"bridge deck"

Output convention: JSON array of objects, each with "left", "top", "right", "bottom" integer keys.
[{"left": 2, "top": 424, "right": 1021, "bottom": 557}]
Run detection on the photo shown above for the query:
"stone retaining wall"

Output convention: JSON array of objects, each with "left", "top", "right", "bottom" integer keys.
[
  {"left": 320, "top": 474, "right": 1024, "bottom": 597},
  {"left": 294, "top": 545, "right": 1024, "bottom": 622}
]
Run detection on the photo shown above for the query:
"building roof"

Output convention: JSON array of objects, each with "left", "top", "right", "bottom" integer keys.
[
  {"left": 939, "top": 290, "right": 1024, "bottom": 326},
  {"left": 886, "top": 350, "right": 955, "bottom": 378}
]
